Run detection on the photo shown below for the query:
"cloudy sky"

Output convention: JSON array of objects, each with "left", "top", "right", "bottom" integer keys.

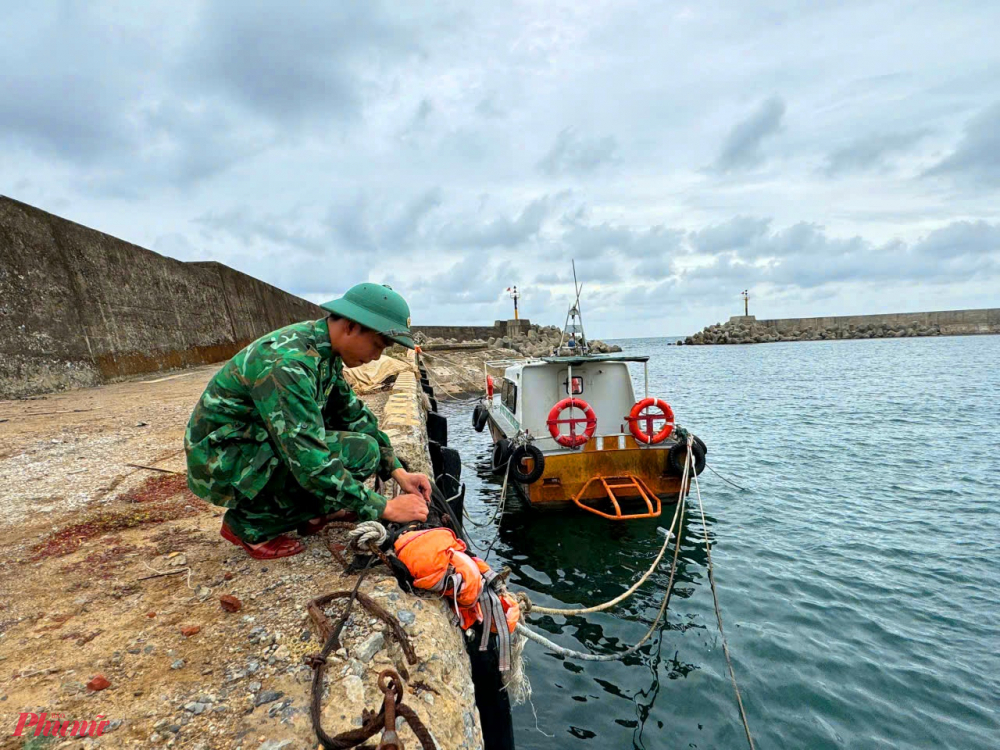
[{"left": 3, "top": 1, "right": 999, "bottom": 338}]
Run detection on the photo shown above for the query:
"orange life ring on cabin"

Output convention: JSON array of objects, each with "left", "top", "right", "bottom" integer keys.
[
  {"left": 486, "top": 375, "right": 494, "bottom": 399},
  {"left": 547, "top": 397, "right": 597, "bottom": 448},
  {"left": 627, "top": 398, "right": 675, "bottom": 444}
]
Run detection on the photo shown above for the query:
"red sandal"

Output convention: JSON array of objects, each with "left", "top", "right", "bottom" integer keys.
[{"left": 220, "top": 524, "right": 305, "bottom": 560}]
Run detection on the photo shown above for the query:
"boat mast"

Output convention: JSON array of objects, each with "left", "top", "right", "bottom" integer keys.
[{"left": 558, "top": 260, "right": 589, "bottom": 355}]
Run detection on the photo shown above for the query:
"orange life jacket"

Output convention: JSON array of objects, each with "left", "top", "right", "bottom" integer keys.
[{"left": 394, "top": 527, "right": 520, "bottom": 669}]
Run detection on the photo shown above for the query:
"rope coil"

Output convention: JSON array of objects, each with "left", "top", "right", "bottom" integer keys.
[{"left": 348, "top": 520, "right": 388, "bottom": 551}]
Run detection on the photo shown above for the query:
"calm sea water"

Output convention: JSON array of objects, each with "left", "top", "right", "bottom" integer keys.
[{"left": 440, "top": 334, "right": 1000, "bottom": 749}]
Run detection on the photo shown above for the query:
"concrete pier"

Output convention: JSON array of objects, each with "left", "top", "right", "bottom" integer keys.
[
  {"left": 685, "top": 308, "right": 1000, "bottom": 345},
  {"left": 0, "top": 353, "right": 485, "bottom": 749},
  {"left": 751, "top": 308, "right": 1000, "bottom": 336},
  {"left": 0, "top": 197, "right": 488, "bottom": 748}
]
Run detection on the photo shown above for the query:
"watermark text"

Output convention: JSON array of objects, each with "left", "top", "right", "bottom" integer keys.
[{"left": 13, "top": 712, "right": 111, "bottom": 738}]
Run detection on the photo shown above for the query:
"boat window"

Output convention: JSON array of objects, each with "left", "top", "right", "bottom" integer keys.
[
  {"left": 563, "top": 375, "right": 584, "bottom": 395},
  {"left": 503, "top": 382, "right": 517, "bottom": 413}
]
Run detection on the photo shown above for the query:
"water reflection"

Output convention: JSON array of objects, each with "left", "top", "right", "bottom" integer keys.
[
  {"left": 443, "top": 397, "right": 715, "bottom": 746},
  {"left": 467, "top": 447, "right": 716, "bottom": 603}
]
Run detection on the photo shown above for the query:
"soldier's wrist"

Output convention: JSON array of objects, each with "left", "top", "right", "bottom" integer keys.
[
  {"left": 365, "top": 488, "right": 388, "bottom": 518},
  {"left": 378, "top": 457, "right": 404, "bottom": 483}
]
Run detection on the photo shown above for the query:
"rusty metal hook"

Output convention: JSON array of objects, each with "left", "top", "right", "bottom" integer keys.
[
  {"left": 378, "top": 668, "right": 405, "bottom": 703},
  {"left": 378, "top": 669, "right": 405, "bottom": 749}
]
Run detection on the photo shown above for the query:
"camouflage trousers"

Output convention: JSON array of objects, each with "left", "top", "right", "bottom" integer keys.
[{"left": 223, "top": 431, "right": 381, "bottom": 544}]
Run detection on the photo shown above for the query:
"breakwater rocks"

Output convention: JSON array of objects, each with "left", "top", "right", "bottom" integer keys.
[
  {"left": 684, "top": 318, "right": 947, "bottom": 345},
  {"left": 415, "top": 322, "right": 622, "bottom": 358}
]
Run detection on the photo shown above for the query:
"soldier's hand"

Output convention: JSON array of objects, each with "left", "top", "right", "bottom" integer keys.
[
  {"left": 381, "top": 493, "right": 430, "bottom": 523},
  {"left": 392, "top": 469, "right": 433, "bottom": 504}
]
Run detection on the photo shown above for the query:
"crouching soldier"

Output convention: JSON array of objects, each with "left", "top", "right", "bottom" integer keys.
[{"left": 185, "top": 283, "right": 431, "bottom": 559}]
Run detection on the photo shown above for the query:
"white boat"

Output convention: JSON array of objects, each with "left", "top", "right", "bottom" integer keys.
[{"left": 472, "top": 267, "right": 706, "bottom": 520}]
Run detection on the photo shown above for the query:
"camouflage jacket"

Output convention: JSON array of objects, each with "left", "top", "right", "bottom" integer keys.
[{"left": 184, "top": 318, "right": 401, "bottom": 519}]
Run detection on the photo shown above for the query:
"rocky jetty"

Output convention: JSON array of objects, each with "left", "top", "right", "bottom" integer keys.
[
  {"left": 414, "top": 322, "right": 622, "bottom": 358},
  {"left": 684, "top": 318, "right": 945, "bottom": 345}
]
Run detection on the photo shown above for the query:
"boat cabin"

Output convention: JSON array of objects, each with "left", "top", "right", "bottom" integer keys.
[
  {"left": 475, "top": 262, "right": 703, "bottom": 519},
  {"left": 487, "top": 354, "right": 652, "bottom": 454}
]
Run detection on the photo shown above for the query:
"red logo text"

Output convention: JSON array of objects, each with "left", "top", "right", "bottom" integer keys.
[{"left": 13, "top": 713, "right": 111, "bottom": 738}]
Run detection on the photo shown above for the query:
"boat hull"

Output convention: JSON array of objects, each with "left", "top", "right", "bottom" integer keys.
[{"left": 486, "top": 417, "right": 688, "bottom": 513}]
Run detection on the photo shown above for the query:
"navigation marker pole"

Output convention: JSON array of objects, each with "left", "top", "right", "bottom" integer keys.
[{"left": 506, "top": 285, "right": 521, "bottom": 321}]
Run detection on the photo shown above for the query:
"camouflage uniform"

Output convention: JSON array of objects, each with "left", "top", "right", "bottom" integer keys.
[{"left": 185, "top": 318, "right": 402, "bottom": 543}]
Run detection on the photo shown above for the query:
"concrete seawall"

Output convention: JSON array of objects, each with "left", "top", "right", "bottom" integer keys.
[
  {"left": 0, "top": 196, "right": 323, "bottom": 399},
  {"left": 685, "top": 308, "right": 999, "bottom": 345},
  {"left": 413, "top": 320, "right": 532, "bottom": 341},
  {"left": 755, "top": 308, "right": 1000, "bottom": 336},
  {"left": 1, "top": 198, "right": 493, "bottom": 746}
]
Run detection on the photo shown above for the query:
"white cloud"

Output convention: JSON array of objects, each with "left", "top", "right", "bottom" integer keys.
[
  {"left": 924, "top": 102, "right": 1000, "bottom": 188},
  {"left": 3, "top": 0, "right": 1000, "bottom": 338},
  {"left": 538, "top": 128, "right": 618, "bottom": 177}
]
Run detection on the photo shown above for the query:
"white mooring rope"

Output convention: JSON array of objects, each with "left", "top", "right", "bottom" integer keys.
[
  {"left": 347, "top": 521, "right": 388, "bottom": 552},
  {"left": 691, "top": 448, "right": 756, "bottom": 749},
  {"left": 526, "top": 452, "right": 690, "bottom": 616},
  {"left": 514, "top": 445, "right": 693, "bottom": 662}
]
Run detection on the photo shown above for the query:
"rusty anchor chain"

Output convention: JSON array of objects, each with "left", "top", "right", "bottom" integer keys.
[
  {"left": 305, "top": 532, "right": 432, "bottom": 749},
  {"left": 308, "top": 663, "right": 435, "bottom": 750}
]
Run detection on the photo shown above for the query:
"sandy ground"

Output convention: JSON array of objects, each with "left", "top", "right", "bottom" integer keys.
[
  {"left": 0, "top": 369, "right": 476, "bottom": 750},
  {"left": 0, "top": 367, "right": 217, "bottom": 526}
]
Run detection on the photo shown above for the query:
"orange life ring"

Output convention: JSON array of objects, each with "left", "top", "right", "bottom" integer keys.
[
  {"left": 628, "top": 398, "right": 675, "bottom": 444},
  {"left": 486, "top": 375, "right": 494, "bottom": 399},
  {"left": 547, "top": 397, "right": 597, "bottom": 448}
]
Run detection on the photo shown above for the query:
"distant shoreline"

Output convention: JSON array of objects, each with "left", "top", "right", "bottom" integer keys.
[{"left": 682, "top": 307, "right": 1000, "bottom": 345}]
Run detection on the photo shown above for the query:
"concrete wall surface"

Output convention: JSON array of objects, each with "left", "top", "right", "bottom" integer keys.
[
  {"left": 1, "top": 197, "right": 324, "bottom": 399},
  {"left": 189, "top": 261, "right": 321, "bottom": 343},
  {"left": 413, "top": 318, "right": 532, "bottom": 341},
  {"left": 756, "top": 308, "right": 999, "bottom": 335},
  {"left": 413, "top": 325, "right": 499, "bottom": 341}
]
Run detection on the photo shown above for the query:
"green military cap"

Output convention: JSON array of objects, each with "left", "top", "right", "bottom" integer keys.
[{"left": 320, "top": 283, "right": 415, "bottom": 349}]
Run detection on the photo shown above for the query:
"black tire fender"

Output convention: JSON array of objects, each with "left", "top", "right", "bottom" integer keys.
[
  {"left": 668, "top": 439, "right": 707, "bottom": 476},
  {"left": 473, "top": 404, "right": 488, "bottom": 433},
  {"left": 510, "top": 444, "right": 545, "bottom": 484},
  {"left": 491, "top": 438, "right": 512, "bottom": 474},
  {"left": 693, "top": 434, "right": 708, "bottom": 456}
]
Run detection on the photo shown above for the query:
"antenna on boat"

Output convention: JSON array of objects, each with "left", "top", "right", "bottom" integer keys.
[{"left": 557, "top": 260, "right": 589, "bottom": 355}]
